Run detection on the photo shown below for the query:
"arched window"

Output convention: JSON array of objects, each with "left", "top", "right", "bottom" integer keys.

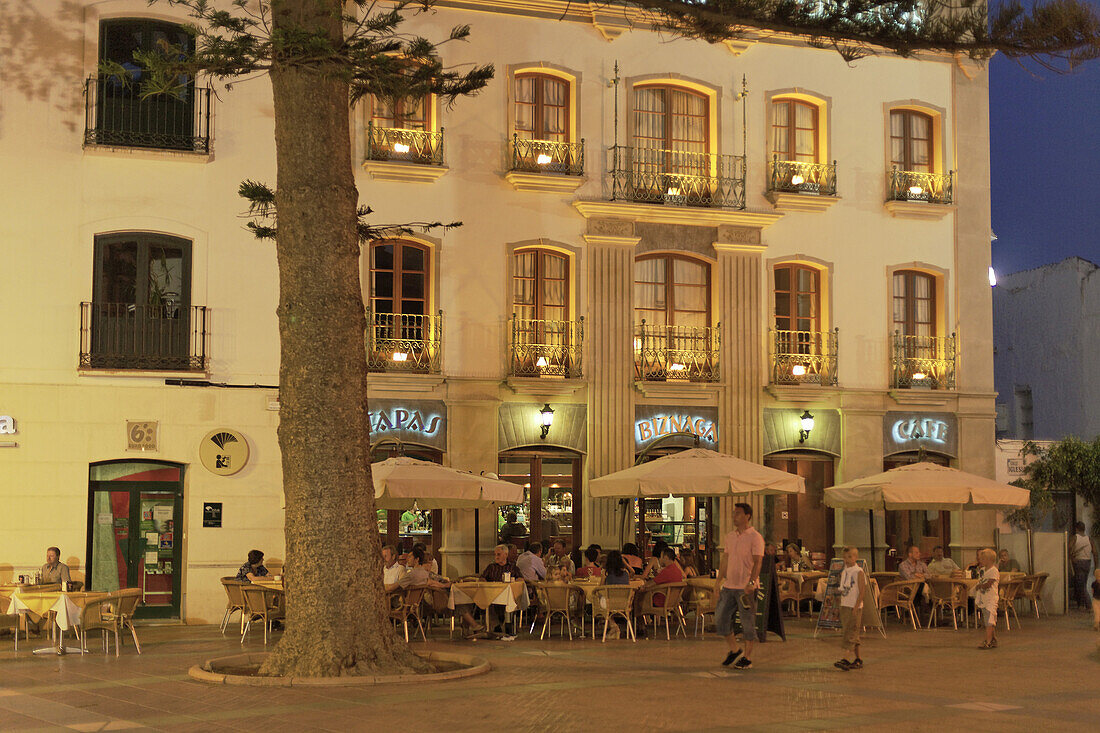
[
  {"left": 893, "top": 270, "right": 935, "bottom": 338},
  {"left": 515, "top": 74, "right": 568, "bottom": 142},
  {"left": 370, "top": 240, "right": 429, "bottom": 317},
  {"left": 513, "top": 248, "right": 568, "bottom": 323},
  {"left": 771, "top": 99, "right": 818, "bottom": 164},
  {"left": 890, "top": 110, "right": 933, "bottom": 173},
  {"left": 634, "top": 254, "right": 709, "bottom": 328},
  {"left": 370, "top": 94, "right": 427, "bottom": 130},
  {"left": 773, "top": 264, "right": 820, "bottom": 334},
  {"left": 632, "top": 86, "right": 709, "bottom": 181}
]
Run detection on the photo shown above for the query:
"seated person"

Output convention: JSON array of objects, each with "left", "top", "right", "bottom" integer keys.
[
  {"left": 40, "top": 546, "right": 72, "bottom": 585},
  {"left": 782, "top": 544, "right": 807, "bottom": 572},
  {"left": 641, "top": 548, "right": 685, "bottom": 608},
  {"left": 678, "top": 548, "right": 699, "bottom": 578},
  {"left": 897, "top": 544, "right": 931, "bottom": 604},
  {"left": 516, "top": 541, "right": 547, "bottom": 583},
  {"left": 236, "top": 549, "right": 269, "bottom": 582},
  {"left": 382, "top": 544, "right": 407, "bottom": 592},
  {"left": 604, "top": 550, "right": 632, "bottom": 585},
  {"left": 398, "top": 547, "right": 449, "bottom": 590},
  {"left": 499, "top": 511, "right": 527, "bottom": 545},
  {"left": 541, "top": 516, "right": 560, "bottom": 541},
  {"left": 965, "top": 548, "right": 984, "bottom": 578},
  {"left": 546, "top": 539, "right": 576, "bottom": 575},
  {"left": 457, "top": 545, "right": 523, "bottom": 634},
  {"left": 764, "top": 542, "right": 778, "bottom": 559},
  {"left": 997, "top": 548, "right": 1021, "bottom": 573},
  {"left": 926, "top": 545, "right": 961, "bottom": 576},
  {"left": 412, "top": 542, "right": 439, "bottom": 574},
  {"left": 574, "top": 546, "right": 605, "bottom": 580},
  {"left": 621, "top": 543, "right": 645, "bottom": 574},
  {"left": 641, "top": 540, "right": 670, "bottom": 580}
]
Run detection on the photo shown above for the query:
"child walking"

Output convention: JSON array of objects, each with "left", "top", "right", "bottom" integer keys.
[
  {"left": 974, "top": 548, "right": 1000, "bottom": 649},
  {"left": 834, "top": 546, "right": 866, "bottom": 671}
]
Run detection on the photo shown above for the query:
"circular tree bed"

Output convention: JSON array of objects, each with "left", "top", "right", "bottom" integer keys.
[{"left": 190, "top": 650, "right": 490, "bottom": 686}]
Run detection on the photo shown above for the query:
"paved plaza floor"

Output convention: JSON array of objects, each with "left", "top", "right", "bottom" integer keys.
[{"left": 1, "top": 611, "right": 1098, "bottom": 732}]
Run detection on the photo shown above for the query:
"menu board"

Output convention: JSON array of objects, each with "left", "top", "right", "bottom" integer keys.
[
  {"left": 727, "top": 555, "right": 786, "bottom": 642},
  {"left": 814, "top": 558, "right": 880, "bottom": 637}
]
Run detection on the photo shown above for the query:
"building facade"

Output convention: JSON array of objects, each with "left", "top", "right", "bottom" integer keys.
[{"left": 0, "top": 0, "right": 995, "bottom": 623}]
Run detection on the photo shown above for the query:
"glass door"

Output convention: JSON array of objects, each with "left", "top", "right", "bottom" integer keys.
[
  {"left": 87, "top": 462, "right": 184, "bottom": 619},
  {"left": 497, "top": 448, "right": 582, "bottom": 550}
]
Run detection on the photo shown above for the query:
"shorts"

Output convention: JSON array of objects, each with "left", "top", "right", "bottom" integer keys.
[
  {"left": 839, "top": 605, "right": 861, "bottom": 652},
  {"left": 979, "top": 605, "right": 997, "bottom": 628},
  {"left": 715, "top": 587, "right": 757, "bottom": 642}
]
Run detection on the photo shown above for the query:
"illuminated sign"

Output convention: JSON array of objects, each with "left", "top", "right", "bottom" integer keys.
[
  {"left": 369, "top": 399, "right": 447, "bottom": 451},
  {"left": 883, "top": 411, "right": 957, "bottom": 457},
  {"left": 634, "top": 405, "right": 719, "bottom": 452},
  {"left": 0, "top": 415, "right": 15, "bottom": 434}
]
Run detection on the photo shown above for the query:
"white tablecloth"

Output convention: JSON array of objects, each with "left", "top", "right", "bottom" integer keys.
[{"left": 448, "top": 581, "right": 530, "bottom": 613}]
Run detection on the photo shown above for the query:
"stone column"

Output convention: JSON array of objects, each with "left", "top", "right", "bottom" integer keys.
[
  {"left": 714, "top": 226, "right": 766, "bottom": 539},
  {"left": 584, "top": 218, "right": 639, "bottom": 548}
]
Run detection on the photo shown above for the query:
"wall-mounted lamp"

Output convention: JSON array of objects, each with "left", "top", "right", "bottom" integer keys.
[
  {"left": 798, "top": 410, "right": 815, "bottom": 444},
  {"left": 539, "top": 403, "right": 555, "bottom": 439}
]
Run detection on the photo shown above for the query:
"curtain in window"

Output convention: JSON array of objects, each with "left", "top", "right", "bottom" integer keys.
[
  {"left": 890, "top": 111, "right": 932, "bottom": 172},
  {"left": 633, "top": 87, "right": 707, "bottom": 176},
  {"left": 771, "top": 100, "right": 817, "bottom": 163},
  {"left": 371, "top": 96, "right": 425, "bottom": 130},
  {"left": 634, "top": 257, "right": 668, "bottom": 325},
  {"left": 515, "top": 76, "right": 568, "bottom": 142}
]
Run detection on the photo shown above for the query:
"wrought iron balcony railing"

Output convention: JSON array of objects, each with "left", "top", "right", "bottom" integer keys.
[
  {"left": 509, "top": 316, "right": 584, "bottom": 378},
  {"left": 887, "top": 167, "right": 954, "bottom": 204},
  {"left": 366, "top": 123, "right": 444, "bottom": 166},
  {"left": 510, "top": 135, "right": 584, "bottom": 176},
  {"left": 767, "top": 156, "right": 838, "bottom": 196},
  {"left": 634, "top": 321, "right": 720, "bottom": 382},
  {"left": 891, "top": 332, "right": 956, "bottom": 389},
  {"left": 80, "top": 302, "right": 208, "bottom": 371},
  {"left": 610, "top": 146, "right": 746, "bottom": 209},
  {"left": 83, "top": 75, "right": 212, "bottom": 153},
  {"left": 770, "top": 328, "right": 838, "bottom": 386},
  {"left": 366, "top": 310, "right": 443, "bottom": 373}
]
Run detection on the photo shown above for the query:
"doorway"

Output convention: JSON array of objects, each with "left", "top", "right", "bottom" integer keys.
[
  {"left": 883, "top": 451, "right": 952, "bottom": 558},
  {"left": 371, "top": 443, "right": 443, "bottom": 554},
  {"left": 764, "top": 452, "right": 836, "bottom": 564},
  {"left": 497, "top": 448, "right": 583, "bottom": 550},
  {"left": 87, "top": 460, "right": 184, "bottom": 619}
]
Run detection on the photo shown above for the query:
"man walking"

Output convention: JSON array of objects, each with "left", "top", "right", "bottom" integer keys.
[
  {"left": 1070, "top": 522, "right": 1098, "bottom": 611},
  {"left": 714, "top": 502, "right": 764, "bottom": 671}
]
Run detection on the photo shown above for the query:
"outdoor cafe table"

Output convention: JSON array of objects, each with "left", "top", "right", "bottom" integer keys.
[
  {"left": 5, "top": 588, "right": 109, "bottom": 655},
  {"left": 252, "top": 578, "right": 285, "bottom": 591},
  {"left": 448, "top": 580, "right": 529, "bottom": 613}
]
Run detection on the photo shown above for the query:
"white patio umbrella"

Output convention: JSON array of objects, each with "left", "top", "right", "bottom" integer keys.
[
  {"left": 823, "top": 461, "right": 1030, "bottom": 572},
  {"left": 589, "top": 448, "right": 806, "bottom": 498},
  {"left": 372, "top": 456, "right": 523, "bottom": 510}
]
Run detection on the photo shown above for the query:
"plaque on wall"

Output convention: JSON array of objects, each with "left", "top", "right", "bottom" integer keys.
[{"left": 200, "top": 429, "right": 250, "bottom": 476}]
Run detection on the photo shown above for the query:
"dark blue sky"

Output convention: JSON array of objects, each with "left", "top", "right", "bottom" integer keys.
[{"left": 990, "top": 1, "right": 1100, "bottom": 276}]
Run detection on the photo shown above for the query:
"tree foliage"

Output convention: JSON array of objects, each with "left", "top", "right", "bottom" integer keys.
[
  {"left": 1005, "top": 437, "right": 1100, "bottom": 533},
  {"left": 617, "top": 0, "right": 1100, "bottom": 69}
]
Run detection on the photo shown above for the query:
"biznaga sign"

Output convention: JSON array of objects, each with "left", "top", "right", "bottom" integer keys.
[{"left": 634, "top": 407, "right": 719, "bottom": 452}]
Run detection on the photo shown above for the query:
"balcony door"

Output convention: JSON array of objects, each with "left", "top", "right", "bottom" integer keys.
[
  {"left": 893, "top": 270, "right": 935, "bottom": 339},
  {"left": 91, "top": 233, "right": 192, "bottom": 370},
  {"left": 97, "top": 19, "right": 195, "bottom": 150},
  {"left": 632, "top": 86, "right": 709, "bottom": 192},
  {"left": 634, "top": 254, "right": 712, "bottom": 379},
  {"left": 770, "top": 99, "right": 818, "bottom": 164},
  {"left": 512, "top": 249, "right": 571, "bottom": 376},
  {"left": 515, "top": 74, "right": 568, "bottom": 143},
  {"left": 369, "top": 240, "right": 431, "bottom": 370},
  {"left": 890, "top": 110, "right": 932, "bottom": 173}
]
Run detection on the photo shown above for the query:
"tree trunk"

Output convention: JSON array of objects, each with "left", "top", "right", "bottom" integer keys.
[{"left": 259, "top": 0, "right": 427, "bottom": 677}]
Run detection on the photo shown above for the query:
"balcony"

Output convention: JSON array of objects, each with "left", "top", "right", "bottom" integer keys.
[
  {"left": 891, "top": 332, "right": 956, "bottom": 390},
  {"left": 507, "top": 136, "right": 586, "bottom": 193},
  {"left": 366, "top": 310, "right": 442, "bottom": 374},
  {"left": 80, "top": 302, "right": 208, "bottom": 372},
  {"left": 634, "top": 321, "right": 720, "bottom": 382},
  {"left": 770, "top": 329, "right": 838, "bottom": 386},
  {"left": 83, "top": 75, "right": 212, "bottom": 154},
  {"left": 509, "top": 316, "right": 584, "bottom": 379},
  {"left": 363, "top": 124, "right": 447, "bottom": 183},
  {"left": 765, "top": 157, "right": 839, "bottom": 212},
  {"left": 609, "top": 146, "right": 746, "bottom": 209},
  {"left": 887, "top": 168, "right": 954, "bottom": 204}
]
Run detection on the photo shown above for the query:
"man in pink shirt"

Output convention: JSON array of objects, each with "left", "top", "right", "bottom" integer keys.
[{"left": 714, "top": 502, "right": 764, "bottom": 670}]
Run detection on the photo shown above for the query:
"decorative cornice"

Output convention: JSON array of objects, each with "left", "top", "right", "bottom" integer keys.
[
  {"left": 505, "top": 376, "right": 588, "bottom": 396},
  {"left": 883, "top": 200, "right": 956, "bottom": 221},
  {"left": 573, "top": 200, "right": 782, "bottom": 228},
  {"left": 887, "top": 388, "right": 954, "bottom": 407},
  {"left": 504, "top": 171, "right": 587, "bottom": 193},
  {"left": 367, "top": 373, "right": 446, "bottom": 394},
  {"left": 764, "top": 191, "right": 841, "bottom": 213},
  {"left": 763, "top": 384, "right": 841, "bottom": 402},
  {"left": 362, "top": 160, "right": 449, "bottom": 183},
  {"left": 634, "top": 380, "right": 721, "bottom": 401}
]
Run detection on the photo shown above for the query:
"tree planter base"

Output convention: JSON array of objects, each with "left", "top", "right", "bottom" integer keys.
[{"left": 189, "top": 650, "right": 490, "bottom": 686}]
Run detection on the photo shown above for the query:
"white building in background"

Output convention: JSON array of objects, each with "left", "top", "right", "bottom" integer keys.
[{"left": 0, "top": 0, "right": 995, "bottom": 623}]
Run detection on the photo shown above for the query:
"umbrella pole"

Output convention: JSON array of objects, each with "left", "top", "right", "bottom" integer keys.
[
  {"left": 474, "top": 509, "right": 480, "bottom": 572},
  {"left": 868, "top": 509, "right": 877, "bottom": 573}
]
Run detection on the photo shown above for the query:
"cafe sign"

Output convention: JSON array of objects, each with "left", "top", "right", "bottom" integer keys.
[
  {"left": 368, "top": 399, "right": 447, "bottom": 451},
  {"left": 883, "top": 411, "right": 957, "bottom": 457},
  {"left": 634, "top": 405, "right": 719, "bottom": 453}
]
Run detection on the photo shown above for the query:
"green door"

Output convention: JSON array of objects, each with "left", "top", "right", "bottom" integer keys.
[{"left": 87, "top": 461, "right": 184, "bottom": 620}]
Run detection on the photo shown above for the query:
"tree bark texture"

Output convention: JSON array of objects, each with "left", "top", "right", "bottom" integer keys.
[{"left": 259, "top": 0, "right": 427, "bottom": 677}]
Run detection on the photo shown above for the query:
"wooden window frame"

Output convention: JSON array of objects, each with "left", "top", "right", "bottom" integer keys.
[
  {"left": 369, "top": 91, "right": 431, "bottom": 130},
  {"left": 513, "top": 248, "right": 570, "bottom": 322},
  {"left": 370, "top": 240, "right": 430, "bottom": 316},
  {"left": 632, "top": 85, "right": 711, "bottom": 153},
  {"left": 634, "top": 253, "right": 711, "bottom": 327},
  {"left": 93, "top": 233, "right": 193, "bottom": 308},
  {"left": 514, "top": 73, "right": 570, "bottom": 143},
  {"left": 497, "top": 448, "right": 583, "bottom": 549},
  {"left": 771, "top": 98, "right": 819, "bottom": 163},
  {"left": 890, "top": 109, "right": 934, "bottom": 172},
  {"left": 773, "top": 264, "right": 821, "bottom": 333},
  {"left": 892, "top": 269, "right": 936, "bottom": 337}
]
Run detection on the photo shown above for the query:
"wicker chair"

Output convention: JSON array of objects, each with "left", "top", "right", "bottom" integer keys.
[
  {"left": 686, "top": 583, "right": 718, "bottom": 636},
  {"left": 390, "top": 586, "right": 428, "bottom": 642},
  {"left": 878, "top": 580, "right": 921, "bottom": 630},
  {"left": 778, "top": 577, "right": 801, "bottom": 618},
  {"left": 534, "top": 583, "right": 585, "bottom": 640},
  {"left": 219, "top": 578, "right": 247, "bottom": 634},
  {"left": 591, "top": 586, "right": 637, "bottom": 642},
  {"left": 79, "top": 588, "right": 143, "bottom": 656},
  {"left": 797, "top": 577, "right": 818, "bottom": 616},
  {"left": 637, "top": 582, "right": 688, "bottom": 640},
  {"left": 1019, "top": 573, "right": 1048, "bottom": 618},
  {"left": 926, "top": 578, "right": 969, "bottom": 630},
  {"left": 997, "top": 579, "right": 1024, "bottom": 631},
  {"left": 241, "top": 585, "right": 285, "bottom": 645}
]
